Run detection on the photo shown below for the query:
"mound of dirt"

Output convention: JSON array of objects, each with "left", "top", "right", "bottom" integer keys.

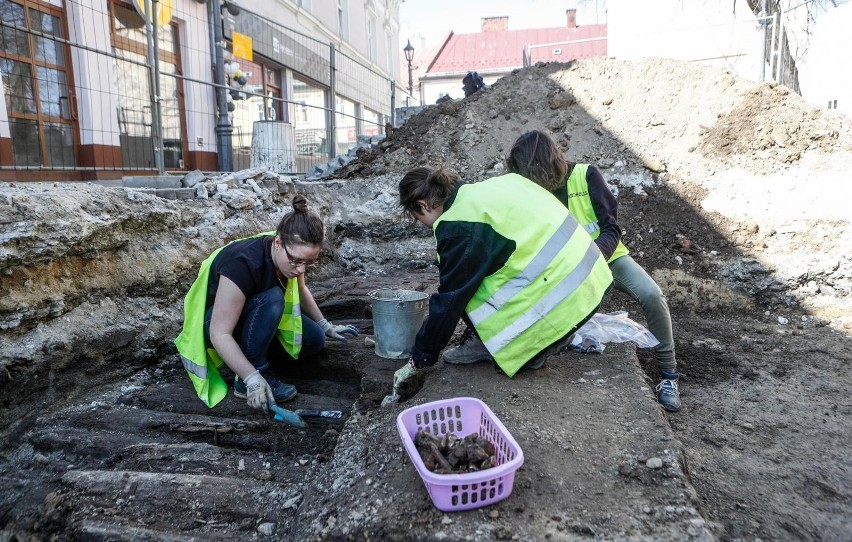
[
  {"left": 337, "top": 58, "right": 850, "bottom": 182},
  {"left": 335, "top": 57, "right": 852, "bottom": 324}
]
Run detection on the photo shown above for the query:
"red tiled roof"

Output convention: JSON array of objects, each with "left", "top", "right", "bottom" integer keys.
[{"left": 428, "top": 24, "right": 607, "bottom": 75}]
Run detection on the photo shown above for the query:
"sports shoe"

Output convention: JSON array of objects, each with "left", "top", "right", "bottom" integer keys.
[
  {"left": 442, "top": 329, "right": 494, "bottom": 365},
  {"left": 234, "top": 371, "right": 298, "bottom": 403},
  {"left": 656, "top": 370, "right": 681, "bottom": 412}
]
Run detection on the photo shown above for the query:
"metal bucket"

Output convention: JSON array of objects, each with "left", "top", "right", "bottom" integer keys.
[{"left": 368, "top": 288, "right": 429, "bottom": 359}]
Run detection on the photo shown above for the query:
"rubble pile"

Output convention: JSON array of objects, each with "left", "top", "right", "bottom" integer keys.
[
  {"left": 306, "top": 134, "right": 386, "bottom": 180},
  {"left": 332, "top": 58, "right": 849, "bottom": 182},
  {"left": 186, "top": 166, "right": 285, "bottom": 208}
]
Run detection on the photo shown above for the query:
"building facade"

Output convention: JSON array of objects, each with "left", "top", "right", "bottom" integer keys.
[{"left": 0, "top": 0, "right": 401, "bottom": 181}]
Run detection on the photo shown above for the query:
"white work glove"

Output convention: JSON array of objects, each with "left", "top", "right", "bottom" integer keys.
[
  {"left": 393, "top": 357, "right": 426, "bottom": 401},
  {"left": 318, "top": 319, "right": 359, "bottom": 342},
  {"left": 244, "top": 370, "right": 274, "bottom": 410}
]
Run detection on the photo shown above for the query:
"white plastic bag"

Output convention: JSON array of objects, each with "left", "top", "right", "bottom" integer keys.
[{"left": 573, "top": 311, "right": 659, "bottom": 351}]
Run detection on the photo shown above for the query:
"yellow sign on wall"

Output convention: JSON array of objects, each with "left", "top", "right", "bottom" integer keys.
[
  {"left": 232, "top": 32, "right": 254, "bottom": 61},
  {"left": 131, "top": 0, "right": 174, "bottom": 27}
]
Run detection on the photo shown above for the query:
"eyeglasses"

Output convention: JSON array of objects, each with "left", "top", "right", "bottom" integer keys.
[{"left": 282, "top": 243, "right": 319, "bottom": 268}]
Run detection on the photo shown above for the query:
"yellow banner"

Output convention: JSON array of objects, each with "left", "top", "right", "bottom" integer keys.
[
  {"left": 131, "top": 0, "right": 174, "bottom": 27},
  {"left": 232, "top": 32, "right": 254, "bottom": 62}
]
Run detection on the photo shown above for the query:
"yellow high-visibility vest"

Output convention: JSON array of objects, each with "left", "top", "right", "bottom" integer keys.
[
  {"left": 434, "top": 174, "right": 612, "bottom": 376},
  {"left": 564, "top": 164, "right": 629, "bottom": 263},
  {"left": 174, "top": 232, "right": 302, "bottom": 407}
]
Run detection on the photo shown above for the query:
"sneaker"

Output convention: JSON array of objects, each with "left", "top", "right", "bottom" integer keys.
[
  {"left": 234, "top": 371, "right": 298, "bottom": 403},
  {"left": 442, "top": 329, "right": 494, "bottom": 365},
  {"left": 656, "top": 371, "right": 681, "bottom": 412}
]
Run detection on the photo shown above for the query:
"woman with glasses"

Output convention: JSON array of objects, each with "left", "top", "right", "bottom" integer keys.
[{"left": 176, "top": 195, "right": 358, "bottom": 409}]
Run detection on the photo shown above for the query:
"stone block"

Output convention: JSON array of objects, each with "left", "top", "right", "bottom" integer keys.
[
  {"left": 122, "top": 175, "right": 182, "bottom": 189},
  {"left": 181, "top": 170, "right": 206, "bottom": 188},
  {"left": 173, "top": 188, "right": 195, "bottom": 201},
  {"left": 154, "top": 189, "right": 177, "bottom": 199}
]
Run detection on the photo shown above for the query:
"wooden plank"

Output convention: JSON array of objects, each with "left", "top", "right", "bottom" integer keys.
[
  {"left": 79, "top": 518, "right": 234, "bottom": 541},
  {"left": 61, "top": 469, "right": 286, "bottom": 521}
]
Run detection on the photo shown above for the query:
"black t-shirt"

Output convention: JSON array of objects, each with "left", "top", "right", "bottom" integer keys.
[{"left": 206, "top": 235, "right": 282, "bottom": 308}]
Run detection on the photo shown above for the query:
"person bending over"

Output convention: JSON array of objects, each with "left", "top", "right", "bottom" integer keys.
[
  {"left": 176, "top": 195, "right": 358, "bottom": 409},
  {"left": 391, "top": 166, "right": 613, "bottom": 400}
]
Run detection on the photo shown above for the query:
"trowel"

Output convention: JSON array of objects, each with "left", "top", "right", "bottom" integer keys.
[{"left": 269, "top": 403, "right": 306, "bottom": 428}]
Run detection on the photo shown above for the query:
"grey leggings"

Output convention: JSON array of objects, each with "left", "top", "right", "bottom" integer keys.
[{"left": 609, "top": 255, "right": 677, "bottom": 372}]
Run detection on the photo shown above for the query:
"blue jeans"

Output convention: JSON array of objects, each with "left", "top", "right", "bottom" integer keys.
[
  {"left": 609, "top": 256, "right": 676, "bottom": 373},
  {"left": 204, "top": 287, "right": 325, "bottom": 373}
]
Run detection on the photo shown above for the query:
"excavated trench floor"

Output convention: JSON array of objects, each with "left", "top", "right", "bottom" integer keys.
[
  {"left": 0, "top": 271, "right": 733, "bottom": 541},
  {"left": 0, "top": 274, "right": 444, "bottom": 540}
]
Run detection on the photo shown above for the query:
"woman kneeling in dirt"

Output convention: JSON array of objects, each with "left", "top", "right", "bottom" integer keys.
[
  {"left": 391, "top": 165, "right": 613, "bottom": 400},
  {"left": 505, "top": 130, "right": 681, "bottom": 412},
  {"left": 175, "top": 195, "right": 358, "bottom": 409}
]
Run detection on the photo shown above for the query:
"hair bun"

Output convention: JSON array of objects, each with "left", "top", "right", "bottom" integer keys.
[
  {"left": 292, "top": 194, "right": 309, "bottom": 213},
  {"left": 428, "top": 165, "right": 459, "bottom": 189}
]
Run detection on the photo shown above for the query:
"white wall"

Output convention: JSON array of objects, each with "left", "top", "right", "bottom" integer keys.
[
  {"left": 171, "top": 0, "right": 215, "bottom": 155},
  {"left": 241, "top": 0, "right": 400, "bottom": 82},
  {"left": 66, "top": 0, "right": 121, "bottom": 147},
  {"left": 798, "top": 3, "right": 852, "bottom": 115},
  {"left": 608, "top": 0, "right": 764, "bottom": 84}
]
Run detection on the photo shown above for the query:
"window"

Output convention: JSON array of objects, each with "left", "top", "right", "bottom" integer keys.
[
  {"left": 334, "top": 95, "right": 355, "bottom": 155},
  {"left": 367, "top": 15, "right": 376, "bottom": 62},
  {"left": 229, "top": 57, "right": 262, "bottom": 171},
  {"left": 111, "top": 2, "right": 186, "bottom": 169},
  {"left": 0, "top": 0, "right": 77, "bottom": 168},
  {"left": 363, "top": 108, "right": 380, "bottom": 136},
  {"left": 337, "top": 0, "right": 348, "bottom": 40},
  {"left": 228, "top": 56, "right": 285, "bottom": 171},
  {"left": 292, "top": 76, "right": 327, "bottom": 166}
]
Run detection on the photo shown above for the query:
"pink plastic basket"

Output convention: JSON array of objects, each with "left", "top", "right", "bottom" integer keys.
[{"left": 396, "top": 397, "right": 525, "bottom": 512}]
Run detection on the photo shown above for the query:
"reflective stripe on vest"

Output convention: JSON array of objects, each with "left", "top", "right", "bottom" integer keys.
[
  {"left": 174, "top": 231, "right": 302, "bottom": 407},
  {"left": 566, "top": 164, "right": 629, "bottom": 263},
  {"left": 434, "top": 173, "right": 612, "bottom": 377},
  {"left": 482, "top": 242, "right": 603, "bottom": 354},
  {"left": 181, "top": 354, "right": 207, "bottom": 379},
  {"left": 468, "top": 215, "right": 578, "bottom": 325},
  {"left": 279, "top": 278, "right": 302, "bottom": 353}
]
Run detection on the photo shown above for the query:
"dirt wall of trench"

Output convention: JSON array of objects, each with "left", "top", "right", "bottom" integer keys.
[{"left": 0, "top": 176, "right": 425, "bottom": 428}]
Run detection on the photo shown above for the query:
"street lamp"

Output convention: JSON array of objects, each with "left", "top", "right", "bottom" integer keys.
[{"left": 403, "top": 40, "right": 414, "bottom": 99}]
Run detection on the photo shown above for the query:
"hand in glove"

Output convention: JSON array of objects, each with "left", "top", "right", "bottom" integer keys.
[
  {"left": 244, "top": 370, "right": 275, "bottom": 410},
  {"left": 318, "top": 319, "right": 359, "bottom": 342},
  {"left": 393, "top": 357, "right": 427, "bottom": 401}
]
